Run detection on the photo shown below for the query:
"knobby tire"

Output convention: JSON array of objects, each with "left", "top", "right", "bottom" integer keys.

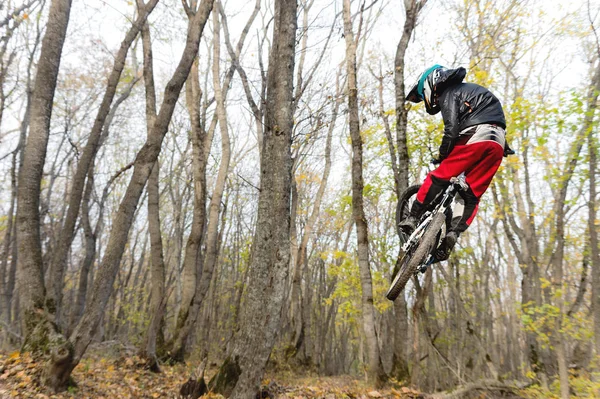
[{"left": 386, "top": 212, "right": 446, "bottom": 301}]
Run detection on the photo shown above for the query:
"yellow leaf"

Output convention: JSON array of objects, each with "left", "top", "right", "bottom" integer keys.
[{"left": 526, "top": 370, "right": 536, "bottom": 379}]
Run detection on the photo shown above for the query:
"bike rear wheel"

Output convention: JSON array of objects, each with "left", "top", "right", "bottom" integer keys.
[{"left": 386, "top": 212, "right": 445, "bottom": 301}]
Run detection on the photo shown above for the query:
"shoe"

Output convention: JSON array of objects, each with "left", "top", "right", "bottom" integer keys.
[
  {"left": 398, "top": 216, "right": 417, "bottom": 235},
  {"left": 435, "top": 231, "right": 458, "bottom": 261}
]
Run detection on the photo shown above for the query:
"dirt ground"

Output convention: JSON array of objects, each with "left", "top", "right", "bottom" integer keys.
[{"left": 0, "top": 351, "right": 529, "bottom": 399}]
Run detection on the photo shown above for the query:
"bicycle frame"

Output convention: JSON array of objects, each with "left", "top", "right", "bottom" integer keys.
[
  {"left": 386, "top": 174, "right": 470, "bottom": 300},
  {"left": 400, "top": 174, "right": 468, "bottom": 261}
]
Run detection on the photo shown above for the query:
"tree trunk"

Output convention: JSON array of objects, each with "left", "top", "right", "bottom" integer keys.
[
  {"left": 168, "top": 0, "right": 259, "bottom": 361},
  {"left": 68, "top": 170, "right": 95, "bottom": 335},
  {"left": 4, "top": 63, "right": 33, "bottom": 330},
  {"left": 1, "top": 148, "right": 18, "bottom": 324},
  {"left": 0, "top": 39, "right": 27, "bottom": 321},
  {"left": 590, "top": 122, "right": 600, "bottom": 358},
  {"left": 394, "top": 0, "right": 426, "bottom": 194},
  {"left": 175, "top": 57, "right": 208, "bottom": 346},
  {"left": 342, "top": 0, "right": 385, "bottom": 387},
  {"left": 495, "top": 160, "right": 547, "bottom": 383},
  {"left": 46, "top": 1, "right": 159, "bottom": 323},
  {"left": 583, "top": 60, "right": 600, "bottom": 363},
  {"left": 138, "top": 16, "right": 166, "bottom": 372},
  {"left": 217, "top": 0, "right": 264, "bottom": 156},
  {"left": 548, "top": 59, "right": 600, "bottom": 398},
  {"left": 388, "top": 0, "right": 426, "bottom": 382},
  {"left": 42, "top": 1, "right": 215, "bottom": 391},
  {"left": 392, "top": 292, "right": 410, "bottom": 381},
  {"left": 169, "top": 7, "right": 231, "bottom": 360},
  {"left": 209, "top": 0, "right": 297, "bottom": 395},
  {"left": 290, "top": 72, "right": 339, "bottom": 363},
  {"left": 16, "top": 0, "right": 72, "bottom": 340},
  {"left": 69, "top": 160, "right": 130, "bottom": 333}
]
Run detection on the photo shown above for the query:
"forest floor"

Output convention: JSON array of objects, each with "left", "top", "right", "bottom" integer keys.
[{"left": 0, "top": 349, "right": 531, "bottom": 399}]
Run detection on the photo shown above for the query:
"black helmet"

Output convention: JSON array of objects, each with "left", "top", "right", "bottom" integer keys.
[{"left": 406, "top": 65, "right": 467, "bottom": 115}]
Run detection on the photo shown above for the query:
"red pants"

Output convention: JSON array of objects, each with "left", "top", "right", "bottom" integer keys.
[{"left": 416, "top": 140, "right": 504, "bottom": 231}]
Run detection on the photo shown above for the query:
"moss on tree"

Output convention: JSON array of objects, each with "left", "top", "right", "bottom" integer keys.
[{"left": 209, "top": 356, "right": 242, "bottom": 397}]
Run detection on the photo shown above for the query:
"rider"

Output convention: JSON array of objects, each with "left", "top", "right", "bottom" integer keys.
[{"left": 399, "top": 65, "right": 513, "bottom": 260}]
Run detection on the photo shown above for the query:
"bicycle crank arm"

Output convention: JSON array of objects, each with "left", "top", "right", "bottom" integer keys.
[{"left": 417, "top": 255, "right": 435, "bottom": 274}]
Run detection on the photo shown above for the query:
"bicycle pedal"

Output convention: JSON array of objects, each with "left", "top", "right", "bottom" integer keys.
[{"left": 418, "top": 256, "right": 436, "bottom": 273}]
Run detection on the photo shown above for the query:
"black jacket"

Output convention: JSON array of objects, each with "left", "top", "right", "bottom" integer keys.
[{"left": 437, "top": 82, "right": 507, "bottom": 160}]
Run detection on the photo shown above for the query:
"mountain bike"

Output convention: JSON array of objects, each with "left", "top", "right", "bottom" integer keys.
[{"left": 386, "top": 174, "right": 469, "bottom": 301}]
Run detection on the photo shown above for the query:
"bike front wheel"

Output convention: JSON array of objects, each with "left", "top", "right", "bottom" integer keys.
[{"left": 386, "top": 212, "right": 446, "bottom": 301}]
